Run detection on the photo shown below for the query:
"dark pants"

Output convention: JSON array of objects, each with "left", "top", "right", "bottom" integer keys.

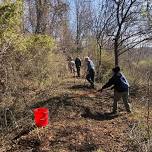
[
  {"left": 86, "top": 69, "right": 95, "bottom": 86},
  {"left": 76, "top": 66, "right": 80, "bottom": 77}
]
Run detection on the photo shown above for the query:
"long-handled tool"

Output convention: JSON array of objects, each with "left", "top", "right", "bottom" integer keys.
[
  {"left": 83, "top": 77, "right": 87, "bottom": 86},
  {"left": 74, "top": 70, "right": 76, "bottom": 84}
]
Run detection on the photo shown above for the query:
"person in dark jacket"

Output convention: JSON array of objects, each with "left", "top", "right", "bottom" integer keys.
[
  {"left": 85, "top": 57, "right": 95, "bottom": 88},
  {"left": 98, "top": 66, "right": 131, "bottom": 114},
  {"left": 75, "top": 57, "right": 81, "bottom": 77}
]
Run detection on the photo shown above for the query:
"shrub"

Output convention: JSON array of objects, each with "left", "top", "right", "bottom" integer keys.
[
  {"left": 0, "top": 1, "right": 67, "bottom": 129},
  {"left": 95, "top": 50, "right": 114, "bottom": 83}
]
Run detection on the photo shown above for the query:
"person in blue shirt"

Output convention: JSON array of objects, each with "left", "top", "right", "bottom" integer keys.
[
  {"left": 85, "top": 57, "right": 95, "bottom": 88},
  {"left": 98, "top": 66, "right": 131, "bottom": 114}
]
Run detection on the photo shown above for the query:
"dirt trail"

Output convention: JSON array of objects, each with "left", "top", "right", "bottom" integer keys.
[{"left": 6, "top": 78, "right": 149, "bottom": 152}]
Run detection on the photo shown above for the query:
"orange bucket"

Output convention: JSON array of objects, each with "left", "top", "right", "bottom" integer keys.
[{"left": 33, "top": 108, "right": 49, "bottom": 127}]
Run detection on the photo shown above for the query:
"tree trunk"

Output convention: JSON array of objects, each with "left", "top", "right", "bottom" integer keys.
[
  {"left": 99, "top": 45, "right": 102, "bottom": 66},
  {"left": 35, "top": 0, "right": 42, "bottom": 33},
  {"left": 114, "top": 49, "right": 119, "bottom": 66},
  {"left": 35, "top": 0, "right": 48, "bottom": 34},
  {"left": 114, "top": 39, "right": 119, "bottom": 67}
]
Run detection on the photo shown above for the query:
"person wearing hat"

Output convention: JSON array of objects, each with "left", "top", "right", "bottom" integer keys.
[
  {"left": 85, "top": 57, "right": 95, "bottom": 88},
  {"left": 98, "top": 66, "right": 131, "bottom": 114}
]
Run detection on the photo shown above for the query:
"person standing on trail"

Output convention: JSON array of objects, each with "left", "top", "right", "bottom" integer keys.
[
  {"left": 85, "top": 57, "right": 95, "bottom": 88},
  {"left": 75, "top": 57, "right": 81, "bottom": 77},
  {"left": 98, "top": 66, "right": 131, "bottom": 114}
]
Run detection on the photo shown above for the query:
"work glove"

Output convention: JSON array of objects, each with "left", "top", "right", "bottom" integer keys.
[
  {"left": 110, "top": 86, "right": 114, "bottom": 90},
  {"left": 98, "top": 88, "right": 103, "bottom": 92}
]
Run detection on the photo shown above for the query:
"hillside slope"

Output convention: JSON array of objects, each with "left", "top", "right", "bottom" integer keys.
[{"left": 1, "top": 78, "right": 152, "bottom": 152}]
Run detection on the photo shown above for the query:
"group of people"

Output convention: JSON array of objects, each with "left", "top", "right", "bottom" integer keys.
[
  {"left": 67, "top": 56, "right": 131, "bottom": 114},
  {"left": 68, "top": 56, "right": 95, "bottom": 88},
  {"left": 68, "top": 57, "right": 81, "bottom": 77}
]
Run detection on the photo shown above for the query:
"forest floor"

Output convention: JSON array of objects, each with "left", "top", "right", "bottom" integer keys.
[{"left": 1, "top": 77, "right": 152, "bottom": 152}]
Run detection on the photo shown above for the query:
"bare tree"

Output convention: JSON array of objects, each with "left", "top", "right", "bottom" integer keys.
[
  {"left": 93, "top": 0, "right": 115, "bottom": 65},
  {"left": 34, "top": 0, "right": 49, "bottom": 34},
  {"left": 24, "top": 0, "right": 69, "bottom": 36},
  {"left": 72, "top": 0, "right": 93, "bottom": 52},
  {"left": 95, "top": 0, "right": 151, "bottom": 66}
]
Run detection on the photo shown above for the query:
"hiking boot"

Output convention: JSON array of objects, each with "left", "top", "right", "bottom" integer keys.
[
  {"left": 90, "top": 84, "right": 95, "bottom": 89},
  {"left": 111, "top": 111, "right": 117, "bottom": 114},
  {"left": 127, "top": 110, "right": 131, "bottom": 113}
]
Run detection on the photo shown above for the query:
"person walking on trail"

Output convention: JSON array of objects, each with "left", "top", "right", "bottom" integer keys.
[
  {"left": 85, "top": 57, "right": 95, "bottom": 88},
  {"left": 70, "top": 60, "right": 76, "bottom": 74},
  {"left": 75, "top": 57, "right": 81, "bottom": 77},
  {"left": 68, "top": 57, "right": 76, "bottom": 74},
  {"left": 98, "top": 66, "right": 131, "bottom": 114}
]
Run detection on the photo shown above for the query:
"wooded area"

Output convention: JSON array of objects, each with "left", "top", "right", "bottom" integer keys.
[{"left": 0, "top": 0, "right": 152, "bottom": 152}]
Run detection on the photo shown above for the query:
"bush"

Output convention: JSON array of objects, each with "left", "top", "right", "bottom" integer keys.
[
  {"left": 0, "top": 1, "right": 67, "bottom": 130},
  {"left": 95, "top": 50, "right": 114, "bottom": 83},
  {"left": 122, "top": 58, "right": 152, "bottom": 87}
]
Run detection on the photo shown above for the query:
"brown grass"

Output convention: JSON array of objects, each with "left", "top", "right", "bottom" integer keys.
[{"left": 0, "top": 77, "right": 151, "bottom": 152}]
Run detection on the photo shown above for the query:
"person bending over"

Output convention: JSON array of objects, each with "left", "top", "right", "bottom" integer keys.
[{"left": 98, "top": 66, "right": 131, "bottom": 114}]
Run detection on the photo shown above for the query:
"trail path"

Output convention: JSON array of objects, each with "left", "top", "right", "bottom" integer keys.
[{"left": 9, "top": 77, "right": 149, "bottom": 152}]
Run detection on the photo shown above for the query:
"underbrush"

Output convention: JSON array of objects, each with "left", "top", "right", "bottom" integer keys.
[
  {"left": 0, "top": 39, "right": 68, "bottom": 152},
  {"left": 0, "top": 3, "right": 67, "bottom": 150},
  {"left": 127, "top": 104, "right": 152, "bottom": 152},
  {"left": 0, "top": 37, "right": 67, "bottom": 128}
]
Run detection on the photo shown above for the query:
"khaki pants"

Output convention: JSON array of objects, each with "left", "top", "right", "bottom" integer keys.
[{"left": 113, "top": 90, "right": 131, "bottom": 113}]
